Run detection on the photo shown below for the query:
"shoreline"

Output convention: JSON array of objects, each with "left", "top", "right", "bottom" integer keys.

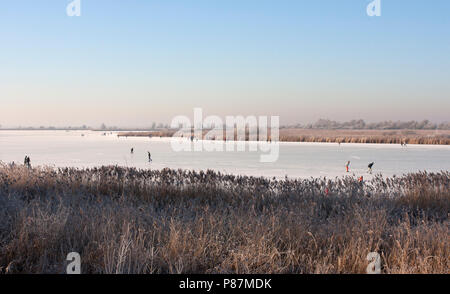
[
  {"left": 2, "top": 161, "right": 449, "bottom": 180},
  {"left": 2, "top": 129, "right": 448, "bottom": 145}
]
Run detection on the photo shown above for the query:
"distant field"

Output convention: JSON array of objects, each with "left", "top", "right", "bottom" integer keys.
[{"left": 118, "top": 129, "right": 450, "bottom": 145}]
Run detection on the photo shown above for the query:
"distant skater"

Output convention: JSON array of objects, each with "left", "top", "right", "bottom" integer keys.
[
  {"left": 131, "top": 148, "right": 134, "bottom": 154},
  {"left": 367, "top": 162, "right": 374, "bottom": 174},
  {"left": 358, "top": 176, "right": 364, "bottom": 183},
  {"left": 148, "top": 151, "right": 152, "bottom": 162},
  {"left": 345, "top": 161, "right": 350, "bottom": 173},
  {"left": 24, "top": 156, "right": 31, "bottom": 168}
]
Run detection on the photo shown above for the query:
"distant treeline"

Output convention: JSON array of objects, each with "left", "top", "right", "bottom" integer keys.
[
  {"left": 2, "top": 119, "right": 449, "bottom": 131},
  {"left": 289, "top": 119, "right": 450, "bottom": 130}
]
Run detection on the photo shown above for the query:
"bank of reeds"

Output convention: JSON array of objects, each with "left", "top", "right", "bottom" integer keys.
[
  {"left": 0, "top": 164, "right": 448, "bottom": 274},
  {"left": 117, "top": 130, "right": 176, "bottom": 138},
  {"left": 118, "top": 129, "right": 450, "bottom": 145}
]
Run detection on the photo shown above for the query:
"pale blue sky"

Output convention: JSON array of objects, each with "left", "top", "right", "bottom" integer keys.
[{"left": 0, "top": 0, "right": 449, "bottom": 127}]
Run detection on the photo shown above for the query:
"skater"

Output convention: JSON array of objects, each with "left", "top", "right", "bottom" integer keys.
[
  {"left": 131, "top": 147, "right": 134, "bottom": 154},
  {"left": 345, "top": 161, "right": 350, "bottom": 173},
  {"left": 358, "top": 176, "right": 364, "bottom": 183},
  {"left": 367, "top": 162, "right": 374, "bottom": 174},
  {"left": 148, "top": 151, "right": 152, "bottom": 162},
  {"left": 24, "top": 156, "right": 31, "bottom": 168}
]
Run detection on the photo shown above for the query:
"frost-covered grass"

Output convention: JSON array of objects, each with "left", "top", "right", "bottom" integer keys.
[{"left": 0, "top": 164, "right": 448, "bottom": 274}]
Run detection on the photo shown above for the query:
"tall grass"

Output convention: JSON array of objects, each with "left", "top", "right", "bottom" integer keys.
[
  {"left": 118, "top": 129, "right": 450, "bottom": 145},
  {"left": 0, "top": 164, "right": 448, "bottom": 274}
]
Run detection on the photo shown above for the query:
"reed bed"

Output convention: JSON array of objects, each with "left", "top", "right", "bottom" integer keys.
[
  {"left": 279, "top": 129, "right": 450, "bottom": 145},
  {"left": 118, "top": 129, "right": 450, "bottom": 145},
  {"left": 0, "top": 164, "right": 448, "bottom": 274},
  {"left": 117, "top": 130, "right": 176, "bottom": 138}
]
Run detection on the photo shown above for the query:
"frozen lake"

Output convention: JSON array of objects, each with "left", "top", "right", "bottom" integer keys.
[{"left": 1, "top": 130, "right": 449, "bottom": 179}]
